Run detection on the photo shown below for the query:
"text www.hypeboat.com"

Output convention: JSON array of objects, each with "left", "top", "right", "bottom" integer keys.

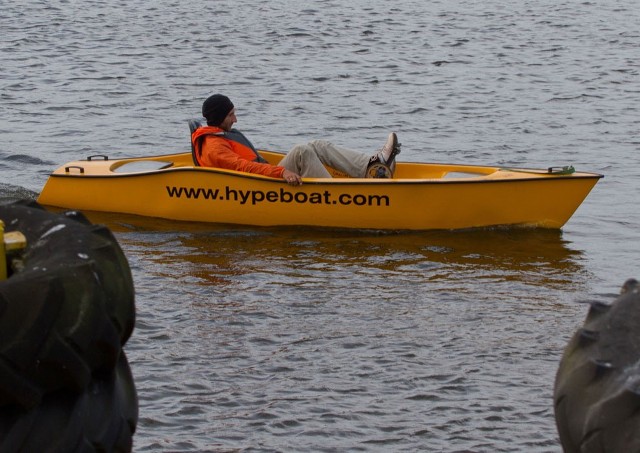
[{"left": 166, "top": 186, "right": 390, "bottom": 207}]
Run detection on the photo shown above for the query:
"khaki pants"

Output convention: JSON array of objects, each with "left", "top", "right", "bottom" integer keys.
[{"left": 278, "top": 140, "right": 371, "bottom": 178}]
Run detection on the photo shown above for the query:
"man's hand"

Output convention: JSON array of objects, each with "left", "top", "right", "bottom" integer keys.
[{"left": 282, "top": 169, "right": 302, "bottom": 186}]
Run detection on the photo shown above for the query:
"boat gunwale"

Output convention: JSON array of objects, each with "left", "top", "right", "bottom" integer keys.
[{"left": 46, "top": 165, "right": 604, "bottom": 186}]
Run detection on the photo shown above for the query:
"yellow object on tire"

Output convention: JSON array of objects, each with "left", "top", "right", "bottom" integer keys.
[{"left": 0, "top": 220, "right": 26, "bottom": 281}]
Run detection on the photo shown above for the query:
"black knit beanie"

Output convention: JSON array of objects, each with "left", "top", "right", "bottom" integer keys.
[{"left": 202, "top": 94, "right": 234, "bottom": 126}]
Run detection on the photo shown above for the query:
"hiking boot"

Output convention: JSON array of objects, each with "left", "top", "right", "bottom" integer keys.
[{"left": 366, "top": 132, "right": 401, "bottom": 178}]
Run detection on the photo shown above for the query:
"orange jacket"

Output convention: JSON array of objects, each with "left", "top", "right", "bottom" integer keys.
[{"left": 191, "top": 126, "right": 285, "bottom": 179}]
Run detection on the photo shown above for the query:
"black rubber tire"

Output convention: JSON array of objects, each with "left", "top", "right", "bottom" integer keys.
[
  {"left": 0, "top": 353, "right": 137, "bottom": 452},
  {"left": 554, "top": 278, "right": 640, "bottom": 453},
  {"left": 0, "top": 200, "right": 137, "bottom": 450}
]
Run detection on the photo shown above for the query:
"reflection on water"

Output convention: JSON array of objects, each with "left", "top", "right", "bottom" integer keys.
[
  {"left": 90, "top": 211, "right": 585, "bottom": 291},
  {"left": 101, "top": 213, "right": 581, "bottom": 278}
]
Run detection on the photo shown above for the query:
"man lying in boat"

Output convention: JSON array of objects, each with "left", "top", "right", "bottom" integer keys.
[{"left": 191, "top": 94, "right": 401, "bottom": 186}]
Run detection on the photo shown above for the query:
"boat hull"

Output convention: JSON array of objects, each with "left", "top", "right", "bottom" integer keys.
[{"left": 37, "top": 152, "right": 602, "bottom": 231}]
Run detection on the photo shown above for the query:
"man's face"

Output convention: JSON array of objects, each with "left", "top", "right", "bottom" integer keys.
[{"left": 220, "top": 108, "right": 237, "bottom": 131}]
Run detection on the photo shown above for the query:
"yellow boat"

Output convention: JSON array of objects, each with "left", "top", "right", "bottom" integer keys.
[{"left": 37, "top": 150, "right": 602, "bottom": 231}]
